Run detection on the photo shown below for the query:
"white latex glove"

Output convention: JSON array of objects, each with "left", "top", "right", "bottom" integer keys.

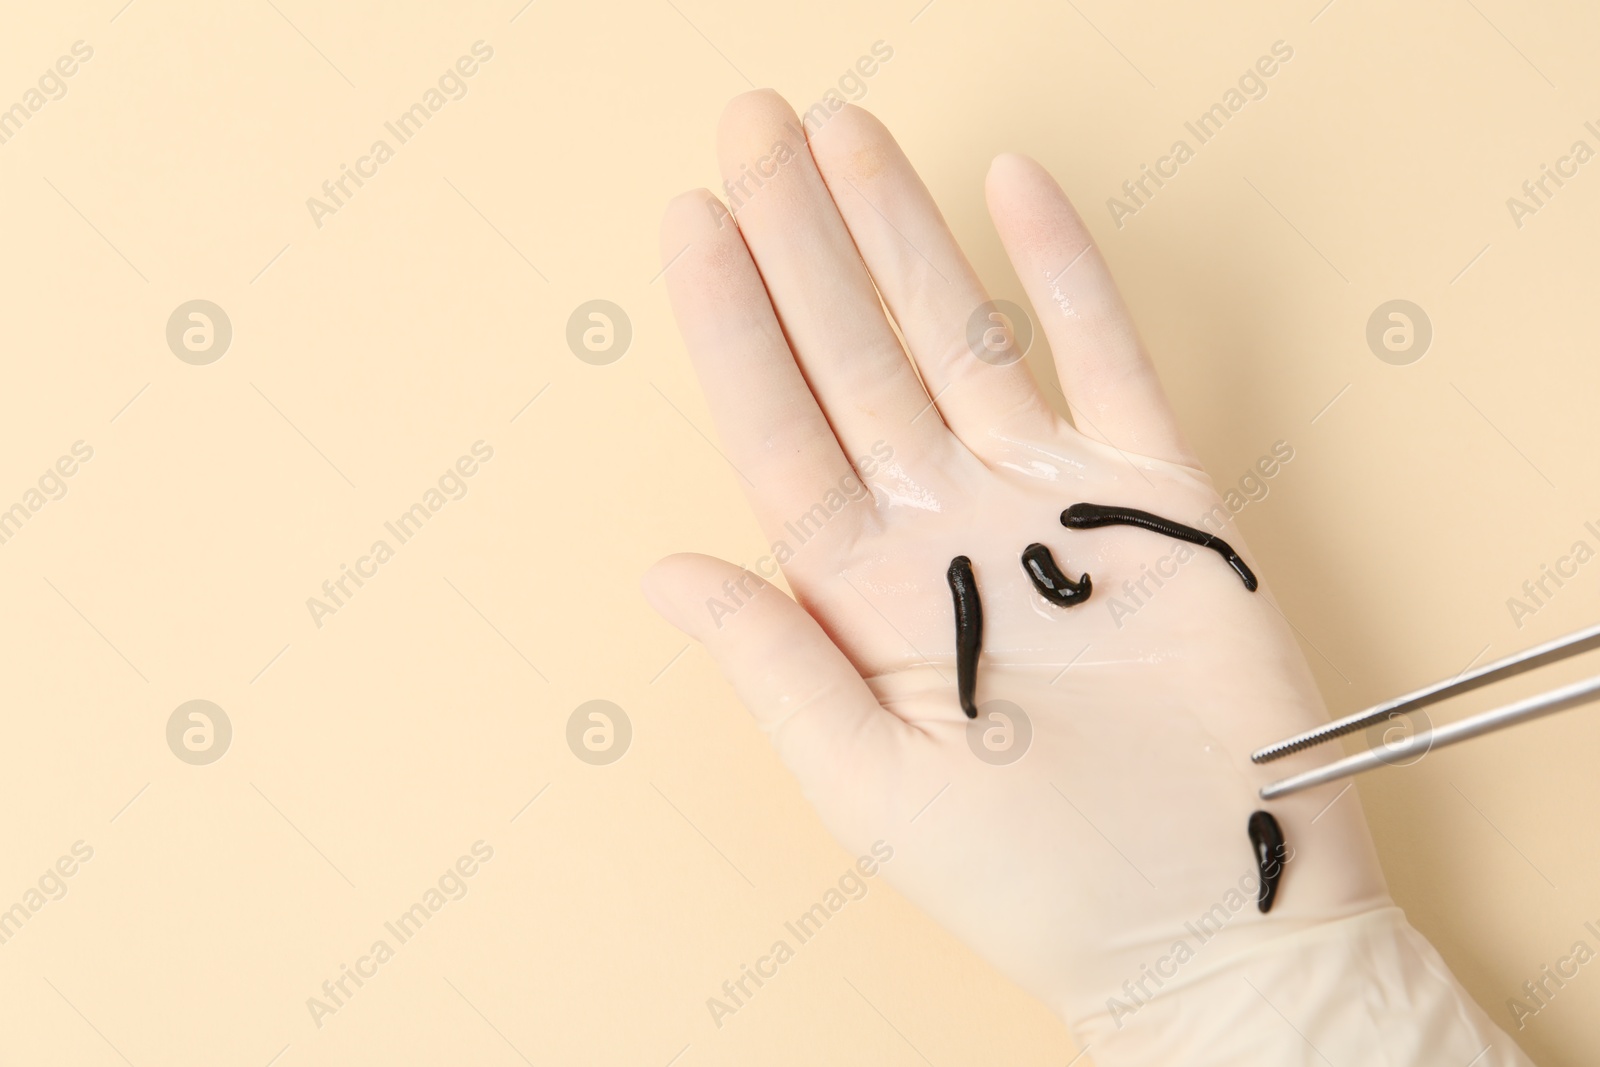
[{"left": 643, "top": 91, "right": 1534, "bottom": 1066}]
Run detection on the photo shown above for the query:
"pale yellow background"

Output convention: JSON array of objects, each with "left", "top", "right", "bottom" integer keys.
[{"left": 1, "top": 0, "right": 1596, "bottom": 1063}]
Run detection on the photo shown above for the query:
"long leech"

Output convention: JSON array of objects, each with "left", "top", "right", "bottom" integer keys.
[
  {"left": 1061, "top": 503, "right": 1258, "bottom": 592},
  {"left": 946, "top": 556, "right": 983, "bottom": 719}
]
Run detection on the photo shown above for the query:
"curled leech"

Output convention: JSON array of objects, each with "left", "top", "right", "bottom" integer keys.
[
  {"left": 946, "top": 556, "right": 983, "bottom": 719},
  {"left": 1020, "top": 543, "right": 1091, "bottom": 607},
  {"left": 1248, "top": 810, "right": 1287, "bottom": 913},
  {"left": 1061, "top": 502, "right": 1259, "bottom": 592}
]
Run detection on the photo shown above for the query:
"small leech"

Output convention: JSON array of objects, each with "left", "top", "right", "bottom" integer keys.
[
  {"left": 946, "top": 555, "right": 983, "bottom": 719},
  {"left": 1020, "top": 543, "right": 1091, "bottom": 607},
  {"left": 1061, "top": 503, "right": 1259, "bottom": 592},
  {"left": 1247, "top": 810, "right": 1288, "bottom": 913}
]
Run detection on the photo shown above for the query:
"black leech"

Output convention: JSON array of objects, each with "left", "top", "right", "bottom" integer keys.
[
  {"left": 1021, "top": 544, "right": 1092, "bottom": 607},
  {"left": 1061, "top": 502, "right": 1259, "bottom": 592},
  {"left": 1248, "top": 810, "right": 1287, "bottom": 913},
  {"left": 946, "top": 556, "right": 983, "bottom": 719}
]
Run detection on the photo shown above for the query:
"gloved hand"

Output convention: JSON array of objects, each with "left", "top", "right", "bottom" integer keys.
[{"left": 643, "top": 90, "right": 1533, "bottom": 1065}]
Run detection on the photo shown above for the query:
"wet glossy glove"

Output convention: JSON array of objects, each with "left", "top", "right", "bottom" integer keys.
[{"left": 643, "top": 91, "right": 1532, "bottom": 1066}]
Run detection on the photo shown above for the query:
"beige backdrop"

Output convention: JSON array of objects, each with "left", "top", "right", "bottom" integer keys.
[{"left": 2, "top": 0, "right": 1597, "bottom": 1063}]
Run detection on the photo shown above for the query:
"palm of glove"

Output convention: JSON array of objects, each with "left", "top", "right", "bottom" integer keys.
[{"left": 778, "top": 421, "right": 1386, "bottom": 1020}]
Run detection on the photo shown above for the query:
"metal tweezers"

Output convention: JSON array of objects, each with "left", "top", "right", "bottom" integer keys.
[{"left": 1254, "top": 620, "right": 1600, "bottom": 800}]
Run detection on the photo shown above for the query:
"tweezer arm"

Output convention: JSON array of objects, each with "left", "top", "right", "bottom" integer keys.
[
  {"left": 1260, "top": 675, "right": 1600, "bottom": 799},
  {"left": 1260, "top": 673, "right": 1600, "bottom": 800},
  {"left": 1252, "top": 620, "right": 1600, "bottom": 764}
]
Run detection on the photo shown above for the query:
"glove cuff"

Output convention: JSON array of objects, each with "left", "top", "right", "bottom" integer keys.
[{"left": 1068, "top": 906, "right": 1533, "bottom": 1067}]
